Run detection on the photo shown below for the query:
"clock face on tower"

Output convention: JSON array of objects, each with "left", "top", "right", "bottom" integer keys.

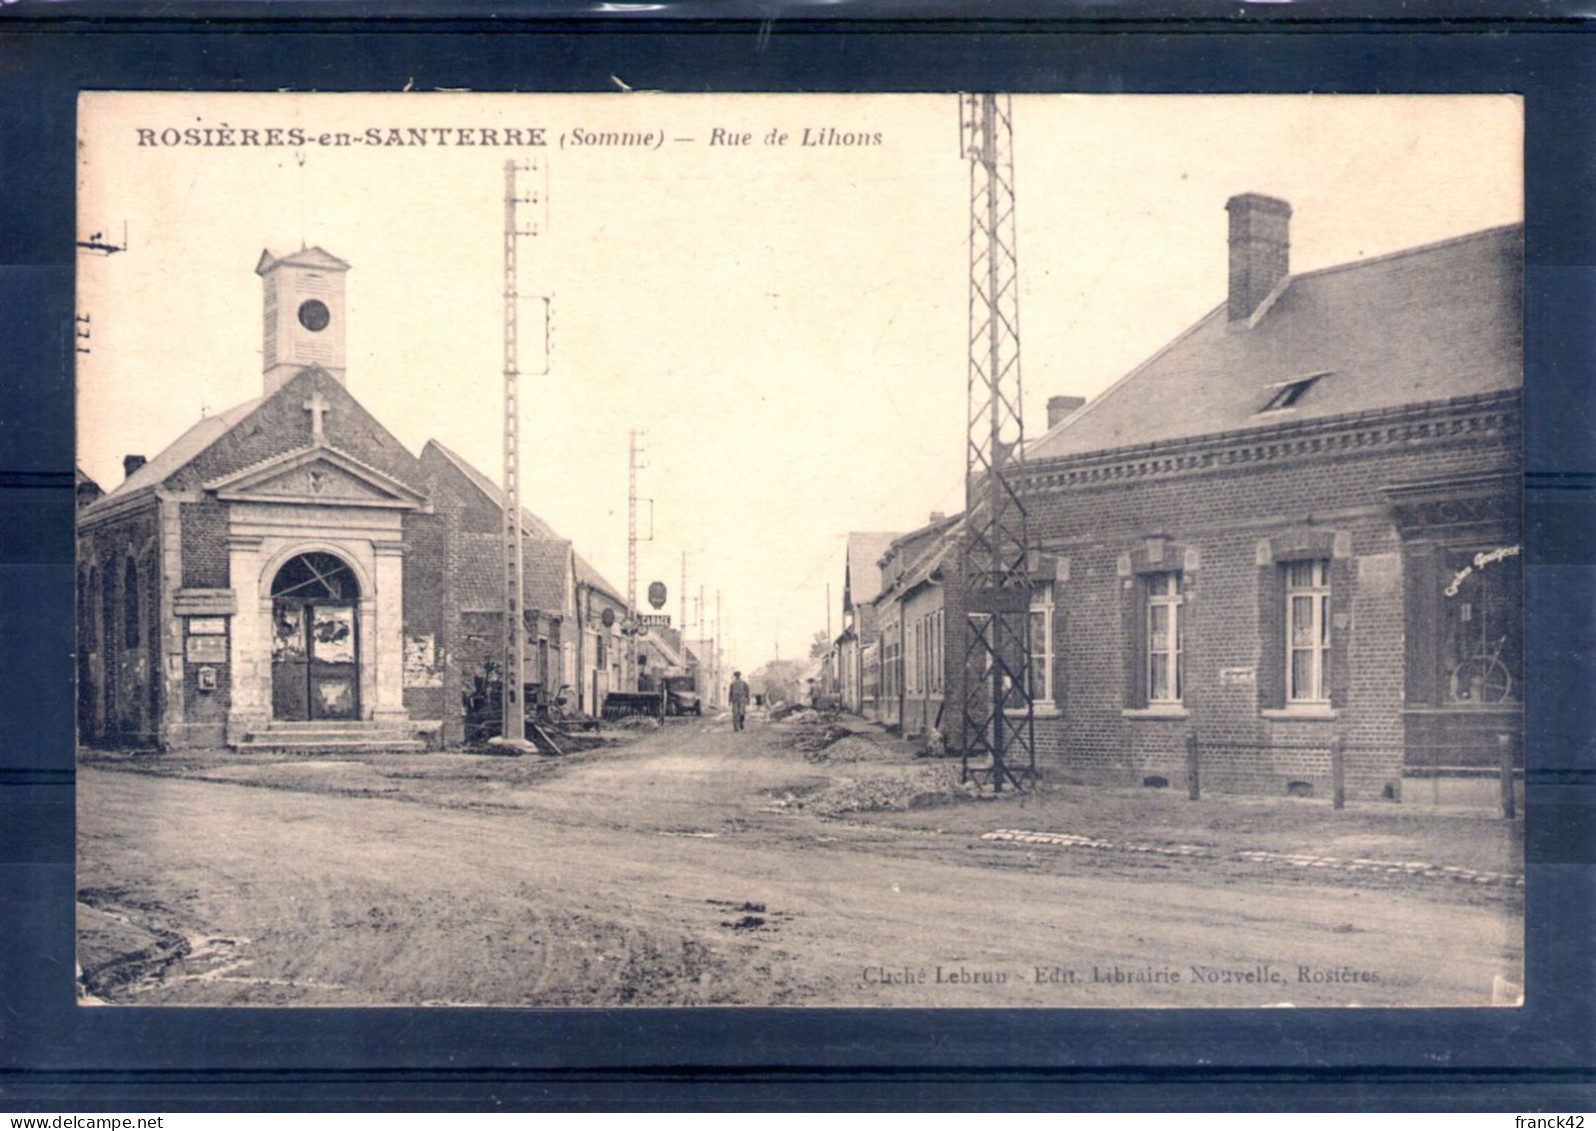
[{"left": 297, "top": 299, "right": 331, "bottom": 332}]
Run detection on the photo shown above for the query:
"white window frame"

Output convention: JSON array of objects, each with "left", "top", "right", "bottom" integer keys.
[
  {"left": 1146, "top": 571, "right": 1183, "bottom": 705},
  {"left": 1285, "top": 558, "right": 1331, "bottom": 704},
  {"left": 1029, "top": 586, "right": 1054, "bottom": 709}
]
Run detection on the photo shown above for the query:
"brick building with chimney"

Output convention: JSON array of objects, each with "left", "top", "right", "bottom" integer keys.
[
  {"left": 76, "top": 246, "right": 626, "bottom": 751},
  {"left": 1012, "top": 194, "right": 1522, "bottom": 802}
]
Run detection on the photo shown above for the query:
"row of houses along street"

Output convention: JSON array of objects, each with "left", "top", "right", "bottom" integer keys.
[
  {"left": 72, "top": 192, "right": 1525, "bottom": 799},
  {"left": 819, "top": 191, "right": 1523, "bottom": 811}
]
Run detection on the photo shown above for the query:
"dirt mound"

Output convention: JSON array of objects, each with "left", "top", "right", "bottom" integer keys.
[
  {"left": 794, "top": 723, "right": 851, "bottom": 753},
  {"left": 772, "top": 704, "right": 844, "bottom": 725},
  {"left": 611, "top": 716, "right": 662, "bottom": 731},
  {"left": 804, "top": 734, "right": 897, "bottom": 765},
  {"left": 800, "top": 764, "right": 981, "bottom": 817}
]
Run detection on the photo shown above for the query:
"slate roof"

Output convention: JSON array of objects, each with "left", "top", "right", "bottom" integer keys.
[
  {"left": 844, "top": 532, "right": 901, "bottom": 610},
  {"left": 876, "top": 514, "right": 961, "bottom": 602},
  {"left": 90, "top": 396, "right": 263, "bottom": 507},
  {"left": 423, "top": 438, "right": 626, "bottom": 609},
  {"left": 457, "top": 532, "right": 572, "bottom": 615},
  {"left": 1029, "top": 224, "right": 1523, "bottom": 462},
  {"left": 894, "top": 515, "right": 964, "bottom": 597},
  {"left": 422, "top": 439, "right": 560, "bottom": 539},
  {"left": 574, "top": 552, "right": 626, "bottom": 606},
  {"left": 643, "top": 630, "right": 687, "bottom": 669}
]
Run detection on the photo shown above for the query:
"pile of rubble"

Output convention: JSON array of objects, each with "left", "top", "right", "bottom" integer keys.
[
  {"left": 611, "top": 715, "right": 662, "bottom": 731},
  {"left": 799, "top": 764, "right": 982, "bottom": 817}
]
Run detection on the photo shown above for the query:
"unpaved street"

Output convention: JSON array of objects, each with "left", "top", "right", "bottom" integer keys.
[{"left": 77, "top": 711, "right": 1524, "bottom": 1007}]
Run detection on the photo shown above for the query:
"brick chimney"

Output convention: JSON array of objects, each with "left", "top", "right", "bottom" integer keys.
[
  {"left": 122, "top": 454, "right": 147, "bottom": 480},
  {"left": 1226, "top": 193, "right": 1292, "bottom": 323},
  {"left": 1047, "top": 395, "right": 1085, "bottom": 429}
]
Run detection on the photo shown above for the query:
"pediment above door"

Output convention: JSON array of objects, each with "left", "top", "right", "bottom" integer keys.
[{"left": 204, "top": 445, "right": 427, "bottom": 510}]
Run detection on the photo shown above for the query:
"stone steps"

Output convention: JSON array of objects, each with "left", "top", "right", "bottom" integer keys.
[
  {"left": 238, "top": 739, "right": 427, "bottom": 754},
  {"left": 236, "top": 722, "right": 424, "bottom": 754}
]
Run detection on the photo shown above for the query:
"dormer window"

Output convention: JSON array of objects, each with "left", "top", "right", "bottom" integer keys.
[{"left": 1259, "top": 371, "right": 1331, "bottom": 413}]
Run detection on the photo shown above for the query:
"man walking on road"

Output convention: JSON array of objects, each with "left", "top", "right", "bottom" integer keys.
[{"left": 729, "top": 670, "right": 751, "bottom": 732}]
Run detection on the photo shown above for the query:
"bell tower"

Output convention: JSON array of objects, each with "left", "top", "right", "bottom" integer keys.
[{"left": 257, "top": 247, "right": 351, "bottom": 393}]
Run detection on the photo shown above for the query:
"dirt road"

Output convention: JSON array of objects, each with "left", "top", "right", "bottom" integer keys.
[{"left": 77, "top": 711, "right": 1524, "bottom": 1007}]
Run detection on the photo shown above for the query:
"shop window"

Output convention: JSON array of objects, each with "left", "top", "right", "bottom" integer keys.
[{"left": 1442, "top": 546, "right": 1521, "bottom": 705}]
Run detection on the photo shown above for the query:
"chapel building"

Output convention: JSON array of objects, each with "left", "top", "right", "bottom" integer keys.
[{"left": 76, "top": 247, "right": 625, "bottom": 752}]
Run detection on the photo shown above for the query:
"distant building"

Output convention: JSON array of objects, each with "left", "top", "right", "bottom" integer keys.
[
  {"left": 75, "top": 468, "right": 104, "bottom": 510},
  {"left": 834, "top": 531, "right": 898, "bottom": 714},
  {"left": 864, "top": 515, "right": 960, "bottom": 734}
]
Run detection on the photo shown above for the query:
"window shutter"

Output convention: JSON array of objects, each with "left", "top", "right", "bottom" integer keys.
[
  {"left": 1122, "top": 578, "right": 1146, "bottom": 709},
  {"left": 1256, "top": 564, "right": 1285, "bottom": 710},
  {"left": 1328, "top": 557, "right": 1354, "bottom": 709},
  {"left": 1403, "top": 545, "right": 1438, "bottom": 706}
]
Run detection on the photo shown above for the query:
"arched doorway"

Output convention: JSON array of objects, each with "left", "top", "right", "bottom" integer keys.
[{"left": 271, "top": 551, "right": 360, "bottom": 721}]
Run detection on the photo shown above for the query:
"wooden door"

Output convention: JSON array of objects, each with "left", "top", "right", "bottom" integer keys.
[
  {"left": 307, "top": 604, "right": 358, "bottom": 719},
  {"left": 272, "top": 601, "right": 359, "bottom": 720},
  {"left": 272, "top": 603, "right": 310, "bottom": 720}
]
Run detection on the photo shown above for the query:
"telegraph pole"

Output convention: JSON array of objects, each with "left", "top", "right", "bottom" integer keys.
[
  {"left": 625, "top": 429, "right": 649, "bottom": 691},
  {"left": 627, "top": 429, "right": 640, "bottom": 620},
  {"left": 499, "top": 158, "right": 545, "bottom": 749}
]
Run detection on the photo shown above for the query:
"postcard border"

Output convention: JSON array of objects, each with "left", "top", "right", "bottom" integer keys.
[{"left": 2, "top": 19, "right": 1592, "bottom": 1112}]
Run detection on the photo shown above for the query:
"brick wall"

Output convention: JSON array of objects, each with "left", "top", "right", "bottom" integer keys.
[
  {"left": 402, "top": 508, "right": 450, "bottom": 725},
  {"left": 418, "top": 445, "right": 504, "bottom": 535},
  {"left": 1020, "top": 399, "right": 1519, "bottom": 801},
  {"left": 180, "top": 498, "right": 231, "bottom": 588},
  {"left": 169, "top": 368, "right": 426, "bottom": 494},
  {"left": 76, "top": 504, "right": 162, "bottom": 746}
]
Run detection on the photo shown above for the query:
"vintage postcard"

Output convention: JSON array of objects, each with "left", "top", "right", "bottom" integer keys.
[{"left": 74, "top": 91, "right": 1524, "bottom": 1007}]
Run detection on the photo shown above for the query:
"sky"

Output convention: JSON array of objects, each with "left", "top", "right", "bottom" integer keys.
[{"left": 77, "top": 93, "right": 1522, "bottom": 674}]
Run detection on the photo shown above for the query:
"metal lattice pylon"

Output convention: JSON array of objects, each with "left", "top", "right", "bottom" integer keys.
[{"left": 958, "top": 93, "right": 1036, "bottom": 792}]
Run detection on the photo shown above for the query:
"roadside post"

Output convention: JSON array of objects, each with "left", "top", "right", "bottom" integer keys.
[
  {"left": 1331, "top": 736, "right": 1346, "bottom": 810},
  {"left": 1185, "top": 732, "right": 1200, "bottom": 801},
  {"left": 1498, "top": 731, "right": 1516, "bottom": 820}
]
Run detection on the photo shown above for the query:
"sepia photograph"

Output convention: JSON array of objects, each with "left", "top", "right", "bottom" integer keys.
[{"left": 73, "top": 91, "right": 1525, "bottom": 1008}]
